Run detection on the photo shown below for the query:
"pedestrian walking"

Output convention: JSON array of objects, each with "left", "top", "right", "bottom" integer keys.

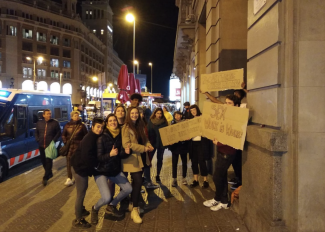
[
  {"left": 62, "top": 111, "right": 88, "bottom": 187},
  {"left": 122, "top": 107, "right": 154, "bottom": 223},
  {"left": 70, "top": 117, "right": 104, "bottom": 228},
  {"left": 203, "top": 94, "right": 240, "bottom": 211},
  {"left": 188, "top": 105, "right": 209, "bottom": 188},
  {"left": 163, "top": 106, "right": 173, "bottom": 125},
  {"left": 91, "top": 114, "right": 132, "bottom": 224},
  {"left": 147, "top": 108, "right": 168, "bottom": 183},
  {"left": 35, "top": 109, "right": 61, "bottom": 186},
  {"left": 169, "top": 111, "right": 188, "bottom": 187}
]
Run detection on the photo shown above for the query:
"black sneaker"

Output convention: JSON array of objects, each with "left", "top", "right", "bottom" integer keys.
[
  {"left": 105, "top": 205, "right": 124, "bottom": 218},
  {"left": 156, "top": 176, "right": 161, "bottom": 183},
  {"left": 190, "top": 180, "right": 199, "bottom": 188},
  {"left": 81, "top": 207, "right": 90, "bottom": 217},
  {"left": 91, "top": 206, "right": 99, "bottom": 224},
  {"left": 48, "top": 173, "right": 53, "bottom": 179},
  {"left": 228, "top": 177, "right": 238, "bottom": 185},
  {"left": 202, "top": 181, "right": 209, "bottom": 189},
  {"left": 73, "top": 218, "right": 91, "bottom": 228}
]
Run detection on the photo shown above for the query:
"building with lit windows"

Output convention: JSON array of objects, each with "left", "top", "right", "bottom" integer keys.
[{"left": 0, "top": 0, "right": 124, "bottom": 104}]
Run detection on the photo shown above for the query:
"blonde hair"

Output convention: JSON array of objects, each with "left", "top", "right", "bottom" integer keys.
[{"left": 70, "top": 111, "right": 80, "bottom": 119}]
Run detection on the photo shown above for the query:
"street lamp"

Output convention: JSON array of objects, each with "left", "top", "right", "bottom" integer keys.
[
  {"left": 149, "top": 62, "right": 153, "bottom": 93},
  {"left": 134, "top": 60, "right": 139, "bottom": 74},
  {"left": 60, "top": 73, "right": 62, "bottom": 93},
  {"left": 10, "top": 77, "right": 15, "bottom": 89},
  {"left": 126, "top": 13, "right": 135, "bottom": 75},
  {"left": 26, "top": 56, "right": 43, "bottom": 90}
]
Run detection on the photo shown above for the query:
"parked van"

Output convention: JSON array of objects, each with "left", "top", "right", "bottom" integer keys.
[{"left": 0, "top": 89, "right": 72, "bottom": 182}]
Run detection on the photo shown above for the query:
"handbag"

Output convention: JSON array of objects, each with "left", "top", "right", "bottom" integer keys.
[
  {"left": 45, "top": 140, "right": 58, "bottom": 159},
  {"left": 59, "top": 125, "right": 80, "bottom": 157}
]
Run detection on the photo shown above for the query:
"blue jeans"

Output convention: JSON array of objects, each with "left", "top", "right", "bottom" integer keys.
[{"left": 94, "top": 172, "right": 132, "bottom": 210}]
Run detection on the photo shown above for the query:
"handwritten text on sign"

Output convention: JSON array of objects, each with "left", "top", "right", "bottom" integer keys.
[
  {"left": 159, "top": 117, "right": 202, "bottom": 146},
  {"left": 201, "top": 101, "right": 249, "bottom": 150},
  {"left": 200, "top": 68, "right": 243, "bottom": 92}
]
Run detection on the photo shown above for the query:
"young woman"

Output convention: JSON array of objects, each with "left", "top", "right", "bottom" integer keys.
[
  {"left": 114, "top": 104, "right": 127, "bottom": 127},
  {"left": 62, "top": 111, "right": 88, "bottom": 186},
  {"left": 169, "top": 111, "right": 188, "bottom": 187},
  {"left": 122, "top": 107, "right": 154, "bottom": 223},
  {"left": 91, "top": 114, "right": 133, "bottom": 224},
  {"left": 203, "top": 94, "right": 240, "bottom": 211},
  {"left": 71, "top": 117, "right": 104, "bottom": 228},
  {"left": 188, "top": 105, "right": 209, "bottom": 188},
  {"left": 147, "top": 108, "right": 168, "bottom": 183},
  {"left": 162, "top": 106, "right": 173, "bottom": 125}
]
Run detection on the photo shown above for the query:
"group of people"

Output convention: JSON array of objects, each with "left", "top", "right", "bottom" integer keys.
[{"left": 35, "top": 87, "right": 247, "bottom": 228}]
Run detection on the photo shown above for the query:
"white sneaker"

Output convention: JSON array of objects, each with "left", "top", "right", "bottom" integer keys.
[
  {"left": 203, "top": 199, "right": 220, "bottom": 207},
  {"left": 210, "top": 203, "right": 229, "bottom": 211},
  {"left": 64, "top": 178, "right": 74, "bottom": 186}
]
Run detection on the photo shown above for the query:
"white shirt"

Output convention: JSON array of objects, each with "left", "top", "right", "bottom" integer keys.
[{"left": 192, "top": 136, "right": 201, "bottom": 141}]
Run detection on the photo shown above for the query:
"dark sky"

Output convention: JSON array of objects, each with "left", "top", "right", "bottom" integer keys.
[{"left": 109, "top": 0, "right": 179, "bottom": 98}]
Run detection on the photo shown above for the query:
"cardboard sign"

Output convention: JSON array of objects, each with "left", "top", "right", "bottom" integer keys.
[
  {"left": 200, "top": 69, "right": 243, "bottom": 92},
  {"left": 159, "top": 117, "right": 202, "bottom": 146},
  {"left": 201, "top": 101, "right": 249, "bottom": 150}
]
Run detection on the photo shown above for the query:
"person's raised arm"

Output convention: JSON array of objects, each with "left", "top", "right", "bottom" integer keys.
[{"left": 200, "top": 89, "right": 223, "bottom": 104}]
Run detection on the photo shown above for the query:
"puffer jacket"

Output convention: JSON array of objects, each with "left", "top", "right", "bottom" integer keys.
[
  {"left": 62, "top": 119, "right": 88, "bottom": 157},
  {"left": 169, "top": 120, "right": 189, "bottom": 154},
  {"left": 96, "top": 128, "right": 130, "bottom": 177},
  {"left": 35, "top": 119, "right": 61, "bottom": 148}
]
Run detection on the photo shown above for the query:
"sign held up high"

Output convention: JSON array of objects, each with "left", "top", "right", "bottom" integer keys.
[{"left": 200, "top": 68, "right": 244, "bottom": 92}]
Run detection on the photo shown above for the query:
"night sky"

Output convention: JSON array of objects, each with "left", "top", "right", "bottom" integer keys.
[{"left": 108, "top": 1, "right": 179, "bottom": 98}]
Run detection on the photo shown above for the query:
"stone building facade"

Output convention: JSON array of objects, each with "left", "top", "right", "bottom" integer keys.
[
  {"left": 174, "top": 0, "right": 325, "bottom": 232},
  {"left": 0, "top": 0, "right": 124, "bottom": 104}
]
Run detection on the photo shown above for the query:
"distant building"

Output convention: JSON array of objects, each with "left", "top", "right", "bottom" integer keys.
[
  {"left": 135, "top": 74, "right": 147, "bottom": 92},
  {"left": 0, "top": 0, "right": 124, "bottom": 104}
]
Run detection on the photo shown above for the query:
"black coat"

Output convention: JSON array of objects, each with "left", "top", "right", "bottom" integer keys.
[
  {"left": 169, "top": 120, "right": 189, "bottom": 154},
  {"left": 71, "top": 130, "right": 99, "bottom": 177},
  {"left": 35, "top": 119, "right": 61, "bottom": 148},
  {"left": 147, "top": 119, "right": 168, "bottom": 149},
  {"left": 189, "top": 137, "right": 213, "bottom": 161},
  {"left": 96, "top": 128, "right": 130, "bottom": 177}
]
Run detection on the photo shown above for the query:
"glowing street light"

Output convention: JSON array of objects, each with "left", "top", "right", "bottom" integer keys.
[
  {"left": 134, "top": 60, "right": 139, "bottom": 74},
  {"left": 126, "top": 13, "right": 136, "bottom": 75},
  {"left": 92, "top": 76, "right": 98, "bottom": 82}
]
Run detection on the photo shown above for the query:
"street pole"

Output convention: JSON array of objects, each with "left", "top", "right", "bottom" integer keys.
[
  {"left": 133, "top": 20, "right": 135, "bottom": 75},
  {"left": 151, "top": 65, "right": 153, "bottom": 93},
  {"left": 33, "top": 59, "right": 36, "bottom": 90},
  {"left": 101, "top": 73, "right": 104, "bottom": 117},
  {"left": 60, "top": 73, "right": 62, "bottom": 93}
]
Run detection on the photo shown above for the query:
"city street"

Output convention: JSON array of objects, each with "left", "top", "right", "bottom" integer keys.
[{"left": 0, "top": 151, "right": 248, "bottom": 232}]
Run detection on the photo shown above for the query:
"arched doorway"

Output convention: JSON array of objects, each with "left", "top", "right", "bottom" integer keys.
[
  {"left": 22, "top": 80, "right": 33, "bottom": 90},
  {"left": 37, "top": 81, "right": 48, "bottom": 91},
  {"left": 50, "top": 82, "right": 60, "bottom": 93},
  {"left": 62, "top": 83, "right": 72, "bottom": 94}
]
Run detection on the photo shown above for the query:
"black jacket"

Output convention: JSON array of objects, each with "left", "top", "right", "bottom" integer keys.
[
  {"left": 35, "top": 119, "right": 61, "bottom": 148},
  {"left": 182, "top": 108, "right": 191, "bottom": 119},
  {"left": 71, "top": 130, "right": 99, "bottom": 177},
  {"left": 189, "top": 137, "right": 213, "bottom": 161},
  {"left": 169, "top": 120, "right": 188, "bottom": 154},
  {"left": 96, "top": 128, "right": 130, "bottom": 177},
  {"left": 147, "top": 119, "right": 168, "bottom": 149}
]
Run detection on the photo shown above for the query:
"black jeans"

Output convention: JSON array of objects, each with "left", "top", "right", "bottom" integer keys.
[
  {"left": 172, "top": 153, "right": 187, "bottom": 178},
  {"left": 72, "top": 168, "right": 88, "bottom": 220},
  {"left": 66, "top": 155, "right": 72, "bottom": 179},
  {"left": 153, "top": 148, "right": 165, "bottom": 176},
  {"left": 39, "top": 147, "right": 53, "bottom": 180},
  {"left": 232, "top": 150, "right": 242, "bottom": 181},
  {"left": 213, "top": 152, "right": 236, "bottom": 204},
  {"left": 191, "top": 141, "right": 208, "bottom": 176}
]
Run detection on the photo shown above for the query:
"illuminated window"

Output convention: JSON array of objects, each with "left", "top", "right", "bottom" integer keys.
[
  {"left": 101, "top": 29, "right": 104, "bottom": 35},
  {"left": 50, "top": 59, "right": 59, "bottom": 67},
  {"left": 22, "top": 29, "right": 33, "bottom": 39},
  {"left": 93, "top": 29, "right": 96, "bottom": 34},
  {"left": 23, "top": 67, "right": 33, "bottom": 78},
  {"left": 7, "top": 26, "right": 17, "bottom": 36},
  {"left": 37, "top": 32, "right": 46, "bottom": 42}
]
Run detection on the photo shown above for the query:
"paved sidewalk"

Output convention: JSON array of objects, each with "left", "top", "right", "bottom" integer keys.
[{"left": 0, "top": 150, "right": 248, "bottom": 232}]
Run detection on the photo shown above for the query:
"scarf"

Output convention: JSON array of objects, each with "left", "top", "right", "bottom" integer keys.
[
  {"left": 108, "top": 127, "right": 120, "bottom": 138},
  {"left": 151, "top": 117, "right": 165, "bottom": 126}
]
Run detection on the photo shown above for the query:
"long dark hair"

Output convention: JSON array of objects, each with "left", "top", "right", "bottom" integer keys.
[
  {"left": 226, "top": 94, "right": 241, "bottom": 107},
  {"left": 125, "top": 107, "right": 147, "bottom": 144},
  {"left": 105, "top": 113, "right": 120, "bottom": 129},
  {"left": 189, "top": 104, "right": 202, "bottom": 119},
  {"left": 150, "top": 107, "right": 167, "bottom": 124}
]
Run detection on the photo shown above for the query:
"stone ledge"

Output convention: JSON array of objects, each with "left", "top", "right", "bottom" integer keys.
[{"left": 246, "top": 125, "right": 287, "bottom": 152}]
